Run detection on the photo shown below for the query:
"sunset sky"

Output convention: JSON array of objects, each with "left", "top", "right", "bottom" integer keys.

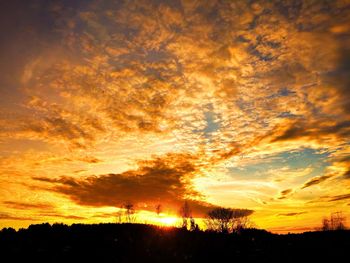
[{"left": 1, "top": 0, "right": 350, "bottom": 233}]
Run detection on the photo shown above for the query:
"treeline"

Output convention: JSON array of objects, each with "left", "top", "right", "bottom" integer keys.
[
  {"left": 115, "top": 201, "right": 254, "bottom": 233},
  {"left": 1, "top": 223, "right": 350, "bottom": 263}
]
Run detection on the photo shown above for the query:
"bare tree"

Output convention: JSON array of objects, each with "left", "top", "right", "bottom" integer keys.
[
  {"left": 179, "top": 201, "right": 192, "bottom": 229},
  {"left": 322, "top": 217, "right": 330, "bottom": 231},
  {"left": 206, "top": 207, "right": 253, "bottom": 233},
  {"left": 123, "top": 202, "right": 137, "bottom": 223},
  {"left": 155, "top": 204, "right": 162, "bottom": 216},
  {"left": 330, "top": 212, "right": 346, "bottom": 230},
  {"left": 206, "top": 207, "right": 233, "bottom": 233},
  {"left": 233, "top": 209, "right": 254, "bottom": 233},
  {"left": 321, "top": 212, "right": 346, "bottom": 231}
]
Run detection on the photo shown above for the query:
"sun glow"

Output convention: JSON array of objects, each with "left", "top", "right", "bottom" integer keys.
[{"left": 159, "top": 216, "right": 178, "bottom": 226}]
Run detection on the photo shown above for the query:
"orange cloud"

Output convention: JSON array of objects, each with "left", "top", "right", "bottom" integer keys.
[
  {"left": 3, "top": 201, "right": 55, "bottom": 210},
  {"left": 33, "top": 153, "right": 219, "bottom": 217}
]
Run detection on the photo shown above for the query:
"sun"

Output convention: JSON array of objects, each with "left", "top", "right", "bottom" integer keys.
[{"left": 159, "top": 216, "right": 177, "bottom": 226}]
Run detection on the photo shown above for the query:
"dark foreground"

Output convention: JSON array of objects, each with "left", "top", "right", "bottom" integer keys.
[{"left": 1, "top": 223, "right": 349, "bottom": 263}]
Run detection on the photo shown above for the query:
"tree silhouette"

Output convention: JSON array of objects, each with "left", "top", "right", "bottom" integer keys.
[
  {"left": 206, "top": 207, "right": 253, "bottom": 233},
  {"left": 179, "top": 201, "right": 192, "bottom": 229},
  {"left": 330, "top": 212, "right": 346, "bottom": 230},
  {"left": 155, "top": 204, "right": 162, "bottom": 216},
  {"left": 322, "top": 212, "right": 346, "bottom": 231},
  {"left": 123, "top": 202, "right": 137, "bottom": 223}
]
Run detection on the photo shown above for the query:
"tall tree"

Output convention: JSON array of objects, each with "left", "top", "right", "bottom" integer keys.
[{"left": 179, "top": 201, "right": 192, "bottom": 229}]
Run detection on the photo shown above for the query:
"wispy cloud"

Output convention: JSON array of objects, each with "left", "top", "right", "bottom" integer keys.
[
  {"left": 0, "top": 213, "right": 38, "bottom": 221},
  {"left": 328, "top": 194, "right": 350, "bottom": 202},
  {"left": 3, "top": 201, "right": 55, "bottom": 210},
  {"left": 301, "top": 174, "right": 335, "bottom": 189},
  {"left": 278, "top": 212, "right": 307, "bottom": 217},
  {"left": 278, "top": 189, "right": 293, "bottom": 200}
]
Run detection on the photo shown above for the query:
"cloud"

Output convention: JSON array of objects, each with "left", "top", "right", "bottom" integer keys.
[
  {"left": 301, "top": 174, "right": 335, "bottom": 189},
  {"left": 33, "top": 153, "right": 219, "bottom": 217},
  {"left": 328, "top": 194, "right": 350, "bottom": 202},
  {"left": 1, "top": 0, "right": 349, "bottom": 156},
  {"left": 281, "top": 189, "right": 292, "bottom": 195},
  {"left": 343, "top": 170, "right": 350, "bottom": 179},
  {"left": 278, "top": 188, "right": 293, "bottom": 199},
  {"left": 0, "top": 213, "right": 38, "bottom": 221},
  {"left": 278, "top": 212, "right": 307, "bottom": 217},
  {"left": 328, "top": 151, "right": 350, "bottom": 180},
  {"left": 3, "top": 201, "right": 55, "bottom": 210},
  {"left": 40, "top": 213, "right": 86, "bottom": 220},
  {"left": 0, "top": 97, "right": 106, "bottom": 148},
  {"left": 269, "top": 119, "right": 350, "bottom": 148},
  {"left": 307, "top": 192, "right": 350, "bottom": 204},
  {"left": 0, "top": 212, "right": 85, "bottom": 221},
  {"left": 77, "top": 156, "right": 102, "bottom": 164},
  {"left": 322, "top": 48, "right": 350, "bottom": 114}
]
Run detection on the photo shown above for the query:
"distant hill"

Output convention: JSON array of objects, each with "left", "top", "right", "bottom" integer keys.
[{"left": 1, "top": 223, "right": 349, "bottom": 262}]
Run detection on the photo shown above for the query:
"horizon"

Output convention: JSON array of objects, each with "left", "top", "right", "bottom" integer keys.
[
  {"left": 0, "top": 220, "right": 341, "bottom": 235},
  {"left": 1, "top": 0, "right": 350, "bottom": 234}
]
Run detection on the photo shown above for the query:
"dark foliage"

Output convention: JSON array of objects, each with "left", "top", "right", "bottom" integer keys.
[{"left": 1, "top": 223, "right": 350, "bottom": 262}]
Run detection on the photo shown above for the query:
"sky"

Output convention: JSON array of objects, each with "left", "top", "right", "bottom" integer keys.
[{"left": 0, "top": 0, "right": 350, "bottom": 233}]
